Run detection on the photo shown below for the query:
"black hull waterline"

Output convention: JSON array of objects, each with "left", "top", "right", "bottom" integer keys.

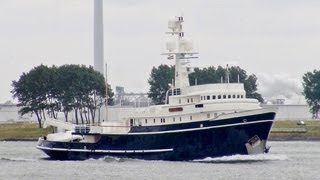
[{"left": 37, "top": 112, "right": 275, "bottom": 161}]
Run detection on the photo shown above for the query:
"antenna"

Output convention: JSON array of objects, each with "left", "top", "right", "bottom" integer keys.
[
  {"left": 104, "top": 62, "right": 108, "bottom": 122},
  {"left": 226, "top": 64, "right": 230, "bottom": 84}
]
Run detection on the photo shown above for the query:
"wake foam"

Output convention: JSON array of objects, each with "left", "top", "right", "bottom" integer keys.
[
  {"left": 0, "top": 157, "right": 36, "bottom": 162},
  {"left": 194, "top": 154, "right": 288, "bottom": 163},
  {"left": 86, "top": 156, "right": 137, "bottom": 163}
]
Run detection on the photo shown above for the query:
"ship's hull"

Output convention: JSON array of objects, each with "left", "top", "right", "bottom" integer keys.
[{"left": 37, "top": 110, "right": 275, "bottom": 161}]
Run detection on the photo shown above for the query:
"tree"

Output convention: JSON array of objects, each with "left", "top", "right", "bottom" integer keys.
[
  {"left": 148, "top": 65, "right": 175, "bottom": 104},
  {"left": 303, "top": 70, "right": 320, "bottom": 119},
  {"left": 11, "top": 65, "right": 54, "bottom": 128},
  {"left": 12, "top": 64, "right": 114, "bottom": 127},
  {"left": 148, "top": 64, "right": 263, "bottom": 104}
]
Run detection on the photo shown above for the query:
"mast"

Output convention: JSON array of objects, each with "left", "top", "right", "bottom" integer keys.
[{"left": 163, "top": 16, "right": 198, "bottom": 89}]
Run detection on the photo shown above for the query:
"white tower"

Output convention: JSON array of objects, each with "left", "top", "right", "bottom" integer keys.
[
  {"left": 94, "top": 0, "right": 106, "bottom": 122},
  {"left": 94, "top": 0, "right": 104, "bottom": 75}
]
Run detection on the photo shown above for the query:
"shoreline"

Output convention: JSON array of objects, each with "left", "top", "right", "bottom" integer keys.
[
  {"left": 2, "top": 137, "right": 320, "bottom": 142},
  {"left": 1, "top": 120, "right": 320, "bottom": 142}
]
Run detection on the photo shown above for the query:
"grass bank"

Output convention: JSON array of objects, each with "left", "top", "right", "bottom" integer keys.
[
  {"left": 0, "top": 120, "right": 319, "bottom": 141},
  {"left": 269, "top": 120, "right": 320, "bottom": 141},
  {"left": 0, "top": 122, "right": 49, "bottom": 141}
]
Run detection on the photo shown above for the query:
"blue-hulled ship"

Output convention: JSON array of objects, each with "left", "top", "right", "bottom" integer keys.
[{"left": 37, "top": 16, "right": 277, "bottom": 161}]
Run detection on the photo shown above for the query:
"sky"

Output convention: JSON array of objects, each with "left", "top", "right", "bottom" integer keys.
[{"left": 1, "top": 0, "right": 320, "bottom": 104}]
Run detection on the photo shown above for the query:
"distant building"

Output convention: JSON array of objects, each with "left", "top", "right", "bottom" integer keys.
[
  {"left": 262, "top": 104, "right": 313, "bottom": 120},
  {"left": 0, "top": 102, "right": 36, "bottom": 122}
]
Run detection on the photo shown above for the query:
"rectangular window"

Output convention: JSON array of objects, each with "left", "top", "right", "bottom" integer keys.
[
  {"left": 180, "top": 117, "right": 182, "bottom": 121},
  {"left": 145, "top": 119, "right": 147, "bottom": 124},
  {"left": 153, "top": 119, "right": 156, "bottom": 123},
  {"left": 201, "top": 96, "right": 203, "bottom": 100},
  {"left": 169, "top": 107, "right": 183, "bottom": 112},
  {"left": 191, "top": 98, "right": 193, "bottom": 103},
  {"left": 213, "top": 95, "right": 216, "bottom": 99},
  {"left": 190, "top": 116, "right": 192, "bottom": 120},
  {"left": 207, "top": 114, "right": 210, "bottom": 118},
  {"left": 233, "top": 95, "right": 236, "bottom": 98},
  {"left": 218, "top": 95, "right": 221, "bottom": 99},
  {"left": 223, "top": 95, "right": 226, "bottom": 99},
  {"left": 173, "top": 117, "right": 175, "bottom": 122},
  {"left": 228, "top": 95, "right": 231, "bottom": 99},
  {"left": 207, "top": 96, "right": 210, "bottom": 100},
  {"left": 195, "top": 104, "right": 204, "bottom": 108},
  {"left": 187, "top": 99, "right": 190, "bottom": 103}
]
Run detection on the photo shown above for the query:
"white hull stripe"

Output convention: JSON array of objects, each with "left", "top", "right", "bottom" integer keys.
[
  {"left": 36, "top": 146, "right": 173, "bottom": 154},
  {"left": 127, "top": 119, "right": 274, "bottom": 135}
]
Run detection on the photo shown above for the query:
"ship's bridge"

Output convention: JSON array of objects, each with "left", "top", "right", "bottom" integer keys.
[{"left": 167, "top": 83, "right": 250, "bottom": 106}]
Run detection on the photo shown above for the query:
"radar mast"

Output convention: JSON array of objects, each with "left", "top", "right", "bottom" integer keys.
[{"left": 163, "top": 16, "right": 198, "bottom": 89}]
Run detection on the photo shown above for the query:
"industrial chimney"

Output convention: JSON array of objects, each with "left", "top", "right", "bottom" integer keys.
[{"left": 94, "top": 0, "right": 104, "bottom": 75}]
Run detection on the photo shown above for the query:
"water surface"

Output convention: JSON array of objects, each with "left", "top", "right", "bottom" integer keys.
[{"left": 0, "top": 141, "right": 319, "bottom": 180}]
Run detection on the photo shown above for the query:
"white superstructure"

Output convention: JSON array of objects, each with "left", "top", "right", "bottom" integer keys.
[
  {"left": 44, "top": 16, "right": 263, "bottom": 133},
  {"left": 98, "top": 16, "right": 261, "bottom": 128}
]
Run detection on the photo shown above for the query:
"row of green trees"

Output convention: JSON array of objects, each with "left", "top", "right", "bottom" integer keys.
[
  {"left": 12, "top": 63, "right": 320, "bottom": 126},
  {"left": 148, "top": 65, "right": 263, "bottom": 105},
  {"left": 11, "top": 64, "right": 114, "bottom": 127},
  {"left": 148, "top": 64, "right": 320, "bottom": 119}
]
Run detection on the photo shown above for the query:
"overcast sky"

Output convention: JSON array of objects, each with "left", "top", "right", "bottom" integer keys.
[{"left": 1, "top": 0, "right": 320, "bottom": 103}]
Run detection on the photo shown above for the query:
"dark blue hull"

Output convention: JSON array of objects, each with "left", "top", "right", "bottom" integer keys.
[{"left": 37, "top": 112, "right": 275, "bottom": 161}]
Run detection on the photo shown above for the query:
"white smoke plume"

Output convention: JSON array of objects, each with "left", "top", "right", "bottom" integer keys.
[{"left": 257, "top": 72, "right": 305, "bottom": 104}]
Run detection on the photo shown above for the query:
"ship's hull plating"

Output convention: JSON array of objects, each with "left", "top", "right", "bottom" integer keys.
[{"left": 37, "top": 111, "right": 275, "bottom": 161}]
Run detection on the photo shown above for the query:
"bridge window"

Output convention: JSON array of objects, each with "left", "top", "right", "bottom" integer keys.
[
  {"left": 218, "top": 95, "right": 221, "bottom": 99},
  {"left": 213, "top": 95, "right": 216, "bottom": 99},
  {"left": 223, "top": 95, "right": 226, "bottom": 99},
  {"left": 201, "top": 96, "right": 203, "bottom": 100},
  {"left": 233, "top": 95, "right": 236, "bottom": 98},
  {"left": 207, "top": 96, "right": 210, "bottom": 100},
  {"left": 187, "top": 99, "right": 190, "bottom": 103},
  {"left": 195, "top": 104, "right": 204, "bottom": 108},
  {"left": 228, "top": 95, "right": 231, "bottom": 99},
  {"left": 237, "top": 95, "right": 240, "bottom": 98},
  {"left": 241, "top": 95, "right": 244, "bottom": 98}
]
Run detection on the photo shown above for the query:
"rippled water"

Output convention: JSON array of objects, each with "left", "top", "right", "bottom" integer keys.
[{"left": 0, "top": 141, "right": 319, "bottom": 180}]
